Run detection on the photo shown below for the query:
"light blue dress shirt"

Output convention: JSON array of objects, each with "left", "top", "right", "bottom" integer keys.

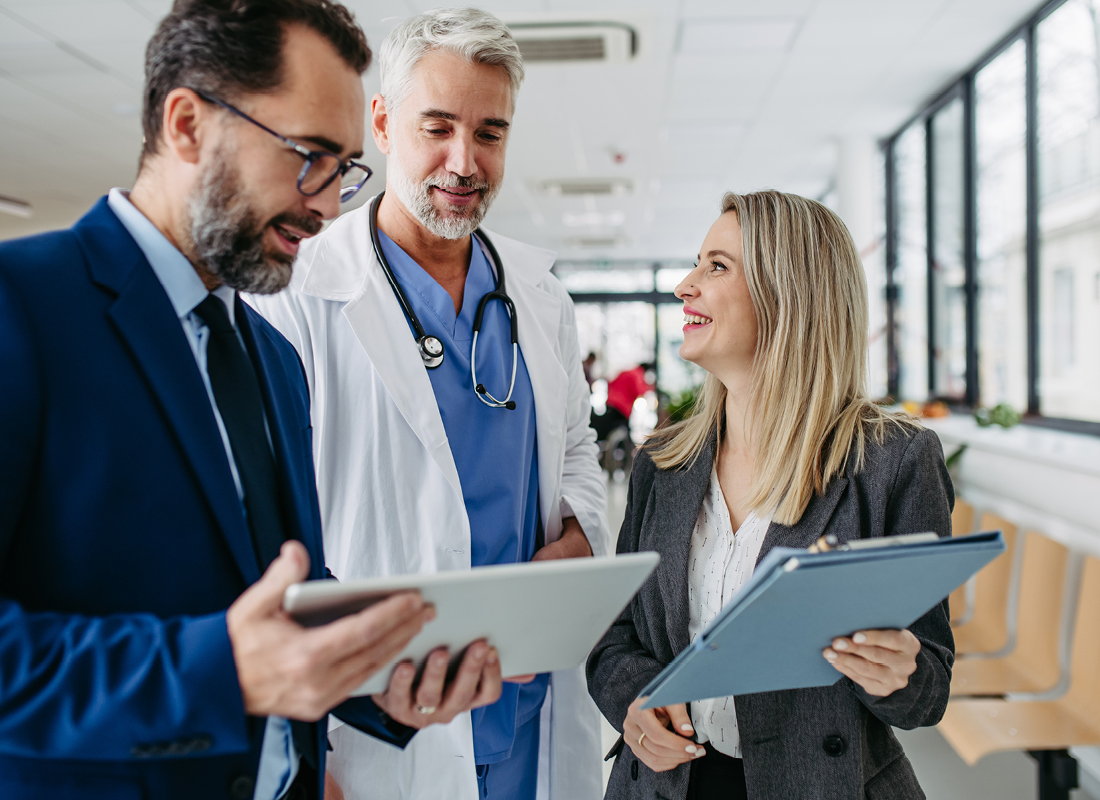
[
  {"left": 107, "top": 189, "right": 299, "bottom": 800},
  {"left": 377, "top": 231, "right": 550, "bottom": 766}
]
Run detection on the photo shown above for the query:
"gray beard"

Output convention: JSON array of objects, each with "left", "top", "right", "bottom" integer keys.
[
  {"left": 387, "top": 142, "right": 500, "bottom": 240},
  {"left": 186, "top": 146, "right": 315, "bottom": 295}
]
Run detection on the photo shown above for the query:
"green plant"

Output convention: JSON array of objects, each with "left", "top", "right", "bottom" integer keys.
[
  {"left": 974, "top": 403, "right": 1022, "bottom": 429},
  {"left": 664, "top": 386, "right": 700, "bottom": 423}
]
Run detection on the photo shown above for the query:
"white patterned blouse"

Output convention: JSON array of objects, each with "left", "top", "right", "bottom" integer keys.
[{"left": 686, "top": 463, "right": 772, "bottom": 758}]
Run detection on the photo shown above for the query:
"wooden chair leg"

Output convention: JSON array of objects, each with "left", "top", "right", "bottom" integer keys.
[{"left": 1028, "top": 750, "right": 1079, "bottom": 800}]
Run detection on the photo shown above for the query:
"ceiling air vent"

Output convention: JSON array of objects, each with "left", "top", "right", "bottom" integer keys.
[
  {"left": 509, "top": 22, "right": 637, "bottom": 64},
  {"left": 540, "top": 178, "right": 633, "bottom": 197}
]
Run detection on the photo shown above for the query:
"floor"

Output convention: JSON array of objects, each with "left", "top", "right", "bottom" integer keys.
[{"left": 597, "top": 475, "right": 1099, "bottom": 799}]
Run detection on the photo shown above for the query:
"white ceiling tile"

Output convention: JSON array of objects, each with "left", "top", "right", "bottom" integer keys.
[{"left": 679, "top": 18, "right": 801, "bottom": 53}]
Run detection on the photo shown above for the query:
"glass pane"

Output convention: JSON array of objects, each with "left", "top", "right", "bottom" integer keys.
[
  {"left": 894, "top": 123, "right": 929, "bottom": 402},
  {"left": 866, "top": 150, "right": 889, "bottom": 400},
  {"left": 656, "top": 303, "right": 706, "bottom": 399},
  {"left": 975, "top": 38, "right": 1029, "bottom": 412},
  {"left": 556, "top": 269, "right": 654, "bottom": 294},
  {"left": 930, "top": 97, "right": 967, "bottom": 399},
  {"left": 656, "top": 267, "right": 692, "bottom": 293},
  {"left": 1037, "top": 0, "right": 1100, "bottom": 422}
]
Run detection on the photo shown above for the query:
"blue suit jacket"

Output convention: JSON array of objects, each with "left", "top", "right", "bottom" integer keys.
[{"left": 0, "top": 198, "right": 410, "bottom": 800}]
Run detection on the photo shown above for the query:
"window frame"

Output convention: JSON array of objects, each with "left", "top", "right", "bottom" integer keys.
[{"left": 883, "top": 0, "right": 1100, "bottom": 437}]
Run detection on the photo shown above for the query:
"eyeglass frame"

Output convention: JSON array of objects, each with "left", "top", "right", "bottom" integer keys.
[{"left": 189, "top": 89, "right": 373, "bottom": 203}]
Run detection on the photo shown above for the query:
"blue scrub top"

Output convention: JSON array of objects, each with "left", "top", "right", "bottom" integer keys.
[{"left": 378, "top": 231, "right": 550, "bottom": 764}]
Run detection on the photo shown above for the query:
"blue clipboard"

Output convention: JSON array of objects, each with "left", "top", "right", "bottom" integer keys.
[{"left": 640, "top": 530, "right": 1005, "bottom": 709}]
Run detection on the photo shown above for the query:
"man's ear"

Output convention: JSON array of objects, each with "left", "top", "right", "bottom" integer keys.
[
  {"left": 371, "top": 93, "right": 391, "bottom": 155},
  {"left": 161, "top": 88, "right": 209, "bottom": 165}
]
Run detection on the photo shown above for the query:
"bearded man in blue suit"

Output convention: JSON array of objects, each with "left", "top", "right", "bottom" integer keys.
[{"left": 0, "top": 2, "right": 504, "bottom": 798}]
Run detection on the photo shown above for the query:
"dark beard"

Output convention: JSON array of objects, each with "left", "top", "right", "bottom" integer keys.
[{"left": 187, "top": 151, "right": 321, "bottom": 295}]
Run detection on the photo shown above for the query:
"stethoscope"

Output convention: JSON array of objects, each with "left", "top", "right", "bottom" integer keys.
[{"left": 369, "top": 192, "right": 519, "bottom": 410}]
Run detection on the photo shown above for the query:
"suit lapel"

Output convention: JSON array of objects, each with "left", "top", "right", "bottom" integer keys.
[
  {"left": 755, "top": 475, "right": 850, "bottom": 565},
  {"left": 654, "top": 435, "right": 716, "bottom": 656},
  {"left": 237, "top": 302, "right": 325, "bottom": 580},
  {"left": 75, "top": 201, "right": 261, "bottom": 585}
]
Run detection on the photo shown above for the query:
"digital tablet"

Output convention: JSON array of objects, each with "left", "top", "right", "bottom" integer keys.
[{"left": 283, "top": 552, "right": 660, "bottom": 696}]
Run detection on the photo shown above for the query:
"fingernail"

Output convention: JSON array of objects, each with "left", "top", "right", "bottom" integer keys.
[
  {"left": 824, "top": 649, "right": 838, "bottom": 661},
  {"left": 680, "top": 724, "right": 694, "bottom": 732},
  {"left": 432, "top": 654, "right": 447, "bottom": 668},
  {"left": 853, "top": 632, "right": 867, "bottom": 644},
  {"left": 487, "top": 648, "right": 499, "bottom": 664},
  {"left": 694, "top": 748, "right": 706, "bottom": 757},
  {"left": 834, "top": 639, "right": 848, "bottom": 651},
  {"left": 685, "top": 745, "right": 697, "bottom": 754},
  {"left": 424, "top": 606, "right": 437, "bottom": 621}
]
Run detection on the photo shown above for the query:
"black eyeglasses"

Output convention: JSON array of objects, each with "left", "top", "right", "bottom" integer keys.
[{"left": 191, "top": 89, "right": 372, "bottom": 203}]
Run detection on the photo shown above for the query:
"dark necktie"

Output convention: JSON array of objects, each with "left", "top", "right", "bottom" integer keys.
[{"left": 193, "top": 294, "right": 287, "bottom": 571}]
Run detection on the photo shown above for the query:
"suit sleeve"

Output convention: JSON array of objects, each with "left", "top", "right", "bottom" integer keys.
[
  {"left": 586, "top": 462, "right": 665, "bottom": 732},
  {"left": 330, "top": 697, "right": 416, "bottom": 749},
  {"left": 0, "top": 271, "right": 250, "bottom": 760},
  {"left": 851, "top": 427, "right": 956, "bottom": 729},
  {"left": 552, "top": 281, "right": 610, "bottom": 555}
]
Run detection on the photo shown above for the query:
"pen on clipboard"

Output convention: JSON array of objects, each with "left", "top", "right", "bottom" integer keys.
[{"left": 808, "top": 532, "right": 940, "bottom": 554}]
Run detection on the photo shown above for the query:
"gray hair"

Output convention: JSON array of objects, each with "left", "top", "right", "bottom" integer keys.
[{"left": 378, "top": 8, "right": 525, "bottom": 112}]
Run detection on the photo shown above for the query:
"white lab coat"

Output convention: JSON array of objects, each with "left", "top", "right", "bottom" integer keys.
[{"left": 249, "top": 199, "right": 610, "bottom": 800}]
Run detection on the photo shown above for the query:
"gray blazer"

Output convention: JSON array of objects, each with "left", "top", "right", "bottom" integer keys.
[{"left": 588, "top": 423, "right": 955, "bottom": 800}]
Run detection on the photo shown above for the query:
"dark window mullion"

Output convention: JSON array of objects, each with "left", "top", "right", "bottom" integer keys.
[
  {"left": 1025, "top": 23, "right": 1041, "bottom": 415},
  {"left": 885, "top": 139, "right": 900, "bottom": 400},
  {"left": 963, "top": 74, "right": 979, "bottom": 408},
  {"left": 925, "top": 116, "right": 937, "bottom": 397}
]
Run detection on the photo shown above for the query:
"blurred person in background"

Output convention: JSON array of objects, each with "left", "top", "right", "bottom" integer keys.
[
  {"left": 591, "top": 361, "right": 656, "bottom": 443},
  {"left": 250, "top": 8, "right": 608, "bottom": 800},
  {"left": 587, "top": 191, "right": 954, "bottom": 800}
]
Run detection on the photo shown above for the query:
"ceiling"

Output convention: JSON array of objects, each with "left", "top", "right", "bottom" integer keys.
[{"left": 0, "top": 0, "right": 1042, "bottom": 260}]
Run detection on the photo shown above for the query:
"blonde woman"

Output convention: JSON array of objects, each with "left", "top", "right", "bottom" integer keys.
[{"left": 587, "top": 191, "right": 954, "bottom": 800}]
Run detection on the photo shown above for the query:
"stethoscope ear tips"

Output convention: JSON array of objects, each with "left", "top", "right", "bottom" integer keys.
[
  {"left": 505, "top": 401, "right": 517, "bottom": 411},
  {"left": 475, "top": 383, "right": 487, "bottom": 394}
]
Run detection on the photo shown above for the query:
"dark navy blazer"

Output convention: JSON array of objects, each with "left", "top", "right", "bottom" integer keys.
[{"left": 0, "top": 198, "right": 410, "bottom": 800}]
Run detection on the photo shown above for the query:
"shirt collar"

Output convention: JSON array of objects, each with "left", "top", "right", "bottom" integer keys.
[{"left": 107, "top": 188, "right": 235, "bottom": 324}]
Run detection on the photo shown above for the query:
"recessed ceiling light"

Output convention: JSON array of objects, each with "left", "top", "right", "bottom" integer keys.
[
  {"left": 563, "top": 211, "right": 626, "bottom": 228},
  {"left": 540, "top": 178, "right": 633, "bottom": 196}
]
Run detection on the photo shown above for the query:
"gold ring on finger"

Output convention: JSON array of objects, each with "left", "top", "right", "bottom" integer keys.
[
  {"left": 637, "top": 732, "right": 647, "bottom": 747},
  {"left": 414, "top": 704, "right": 437, "bottom": 715}
]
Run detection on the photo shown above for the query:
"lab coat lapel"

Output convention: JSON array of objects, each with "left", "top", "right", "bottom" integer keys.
[
  {"left": 483, "top": 231, "right": 567, "bottom": 532},
  {"left": 77, "top": 204, "right": 261, "bottom": 585},
  {"left": 317, "top": 209, "right": 464, "bottom": 505}
]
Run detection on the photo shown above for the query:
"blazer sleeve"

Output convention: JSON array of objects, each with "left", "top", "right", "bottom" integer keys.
[
  {"left": 0, "top": 273, "right": 250, "bottom": 760},
  {"left": 851, "top": 426, "right": 956, "bottom": 729},
  {"left": 552, "top": 281, "right": 611, "bottom": 555},
  {"left": 586, "top": 462, "right": 665, "bottom": 731}
]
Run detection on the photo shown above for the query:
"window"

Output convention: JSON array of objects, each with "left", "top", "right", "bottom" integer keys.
[
  {"left": 930, "top": 97, "right": 968, "bottom": 399},
  {"left": 885, "top": 0, "right": 1100, "bottom": 434},
  {"left": 894, "top": 124, "right": 929, "bottom": 403},
  {"left": 1037, "top": 0, "right": 1100, "bottom": 422},
  {"left": 975, "top": 39, "right": 1029, "bottom": 410}
]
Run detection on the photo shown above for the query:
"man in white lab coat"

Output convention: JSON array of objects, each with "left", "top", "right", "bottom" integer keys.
[{"left": 249, "top": 8, "right": 609, "bottom": 800}]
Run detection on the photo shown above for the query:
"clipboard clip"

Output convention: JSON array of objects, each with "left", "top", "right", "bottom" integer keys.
[{"left": 808, "top": 531, "right": 940, "bottom": 554}]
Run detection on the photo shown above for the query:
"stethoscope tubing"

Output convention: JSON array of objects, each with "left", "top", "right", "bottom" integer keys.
[{"left": 368, "top": 192, "right": 519, "bottom": 410}]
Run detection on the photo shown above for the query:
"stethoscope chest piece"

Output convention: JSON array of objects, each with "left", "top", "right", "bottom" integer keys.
[{"left": 418, "top": 335, "right": 444, "bottom": 369}]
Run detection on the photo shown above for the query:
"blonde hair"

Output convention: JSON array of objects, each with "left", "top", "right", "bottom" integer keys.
[{"left": 648, "top": 190, "right": 916, "bottom": 526}]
